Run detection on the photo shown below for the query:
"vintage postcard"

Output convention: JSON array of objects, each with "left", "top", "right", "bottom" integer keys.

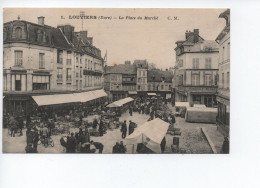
[{"left": 2, "top": 8, "right": 230, "bottom": 154}]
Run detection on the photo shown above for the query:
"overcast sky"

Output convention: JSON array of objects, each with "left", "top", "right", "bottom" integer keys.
[{"left": 4, "top": 8, "right": 226, "bottom": 69}]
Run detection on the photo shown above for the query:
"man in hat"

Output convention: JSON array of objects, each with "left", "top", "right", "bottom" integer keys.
[
  {"left": 99, "top": 120, "right": 104, "bottom": 136},
  {"left": 112, "top": 142, "right": 120, "bottom": 153},
  {"left": 128, "top": 120, "right": 135, "bottom": 135},
  {"left": 121, "top": 120, "right": 127, "bottom": 139},
  {"left": 119, "top": 141, "right": 127, "bottom": 153},
  {"left": 42, "top": 125, "right": 49, "bottom": 147},
  {"left": 129, "top": 107, "right": 133, "bottom": 116},
  {"left": 33, "top": 127, "right": 39, "bottom": 152},
  {"left": 69, "top": 133, "right": 77, "bottom": 153}
]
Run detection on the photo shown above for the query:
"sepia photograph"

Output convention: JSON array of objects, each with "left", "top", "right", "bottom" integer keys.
[{"left": 2, "top": 8, "right": 230, "bottom": 154}]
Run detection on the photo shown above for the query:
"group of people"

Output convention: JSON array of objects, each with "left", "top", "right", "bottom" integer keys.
[
  {"left": 112, "top": 141, "right": 127, "bottom": 153},
  {"left": 5, "top": 115, "right": 24, "bottom": 137},
  {"left": 60, "top": 127, "right": 104, "bottom": 154},
  {"left": 121, "top": 120, "right": 137, "bottom": 139}
]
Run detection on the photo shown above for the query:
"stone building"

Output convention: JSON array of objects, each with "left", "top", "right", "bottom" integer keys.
[
  {"left": 147, "top": 69, "right": 173, "bottom": 99},
  {"left": 174, "top": 29, "right": 219, "bottom": 107},
  {"left": 215, "top": 9, "right": 230, "bottom": 136},
  {"left": 3, "top": 16, "right": 104, "bottom": 115},
  {"left": 104, "top": 62, "right": 137, "bottom": 102},
  {"left": 134, "top": 60, "right": 148, "bottom": 97}
]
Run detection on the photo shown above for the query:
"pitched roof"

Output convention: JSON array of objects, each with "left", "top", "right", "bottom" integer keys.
[
  {"left": 147, "top": 69, "right": 173, "bottom": 83},
  {"left": 105, "top": 64, "right": 137, "bottom": 74},
  {"left": 3, "top": 19, "right": 102, "bottom": 59},
  {"left": 4, "top": 20, "right": 72, "bottom": 50}
]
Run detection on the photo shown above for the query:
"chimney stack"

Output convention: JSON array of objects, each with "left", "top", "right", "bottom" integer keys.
[
  {"left": 57, "top": 24, "right": 75, "bottom": 43},
  {"left": 79, "top": 31, "right": 88, "bottom": 44},
  {"left": 193, "top": 29, "right": 199, "bottom": 43},
  {"left": 185, "top": 30, "right": 193, "bottom": 39},
  {"left": 38, "top": 16, "right": 45, "bottom": 26}
]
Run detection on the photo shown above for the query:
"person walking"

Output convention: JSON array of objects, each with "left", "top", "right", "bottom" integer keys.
[
  {"left": 121, "top": 120, "right": 127, "bottom": 139},
  {"left": 26, "top": 114, "right": 31, "bottom": 129},
  {"left": 85, "top": 129, "right": 90, "bottom": 143},
  {"left": 128, "top": 120, "right": 135, "bottom": 135},
  {"left": 33, "top": 128, "right": 39, "bottom": 152},
  {"left": 42, "top": 125, "right": 49, "bottom": 147},
  {"left": 129, "top": 107, "right": 133, "bottom": 116},
  {"left": 69, "top": 133, "right": 77, "bottom": 153},
  {"left": 18, "top": 115, "right": 24, "bottom": 136},
  {"left": 99, "top": 120, "right": 104, "bottom": 136},
  {"left": 160, "top": 137, "right": 166, "bottom": 153}
]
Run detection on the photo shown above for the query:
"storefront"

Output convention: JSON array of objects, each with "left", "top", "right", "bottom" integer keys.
[
  {"left": 191, "top": 94, "right": 217, "bottom": 107},
  {"left": 3, "top": 94, "right": 32, "bottom": 116}
]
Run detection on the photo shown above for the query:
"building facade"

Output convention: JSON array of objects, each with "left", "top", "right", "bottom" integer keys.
[
  {"left": 3, "top": 16, "right": 104, "bottom": 115},
  {"left": 147, "top": 69, "right": 173, "bottom": 99},
  {"left": 174, "top": 29, "right": 219, "bottom": 107},
  {"left": 134, "top": 60, "right": 148, "bottom": 96},
  {"left": 104, "top": 62, "right": 137, "bottom": 102},
  {"left": 215, "top": 9, "right": 230, "bottom": 136}
]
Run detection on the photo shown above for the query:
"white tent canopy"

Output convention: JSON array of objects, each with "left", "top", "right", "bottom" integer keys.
[
  {"left": 107, "top": 97, "right": 134, "bottom": 107},
  {"left": 175, "top": 102, "right": 190, "bottom": 108},
  {"left": 126, "top": 118, "right": 170, "bottom": 153}
]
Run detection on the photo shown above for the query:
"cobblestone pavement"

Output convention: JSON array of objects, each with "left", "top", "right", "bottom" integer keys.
[{"left": 3, "top": 104, "right": 221, "bottom": 154}]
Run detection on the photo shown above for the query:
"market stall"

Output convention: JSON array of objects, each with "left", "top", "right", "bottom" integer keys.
[
  {"left": 125, "top": 118, "right": 170, "bottom": 153},
  {"left": 106, "top": 97, "right": 134, "bottom": 116},
  {"left": 175, "top": 102, "right": 190, "bottom": 117},
  {"left": 185, "top": 107, "right": 218, "bottom": 124}
]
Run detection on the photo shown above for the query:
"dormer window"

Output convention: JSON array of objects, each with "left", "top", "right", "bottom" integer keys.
[
  {"left": 15, "top": 27, "right": 22, "bottom": 39},
  {"left": 37, "top": 30, "right": 43, "bottom": 42}
]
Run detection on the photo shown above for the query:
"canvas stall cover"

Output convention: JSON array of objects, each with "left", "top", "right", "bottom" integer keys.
[
  {"left": 185, "top": 107, "right": 217, "bottom": 123},
  {"left": 126, "top": 118, "right": 169, "bottom": 153}
]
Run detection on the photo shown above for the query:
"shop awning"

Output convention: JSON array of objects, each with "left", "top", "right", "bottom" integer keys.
[
  {"left": 92, "top": 89, "right": 107, "bottom": 99},
  {"left": 32, "top": 89, "right": 107, "bottom": 106},
  {"left": 107, "top": 97, "right": 134, "bottom": 108},
  {"left": 128, "top": 91, "right": 137, "bottom": 95},
  {"left": 73, "top": 92, "right": 96, "bottom": 103},
  {"left": 147, "top": 93, "right": 156, "bottom": 96},
  {"left": 32, "top": 94, "right": 79, "bottom": 106},
  {"left": 74, "top": 89, "right": 107, "bottom": 103}
]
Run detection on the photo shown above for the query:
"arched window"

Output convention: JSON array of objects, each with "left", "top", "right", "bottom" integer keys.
[{"left": 15, "top": 27, "right": 22, "bottom": 39}]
